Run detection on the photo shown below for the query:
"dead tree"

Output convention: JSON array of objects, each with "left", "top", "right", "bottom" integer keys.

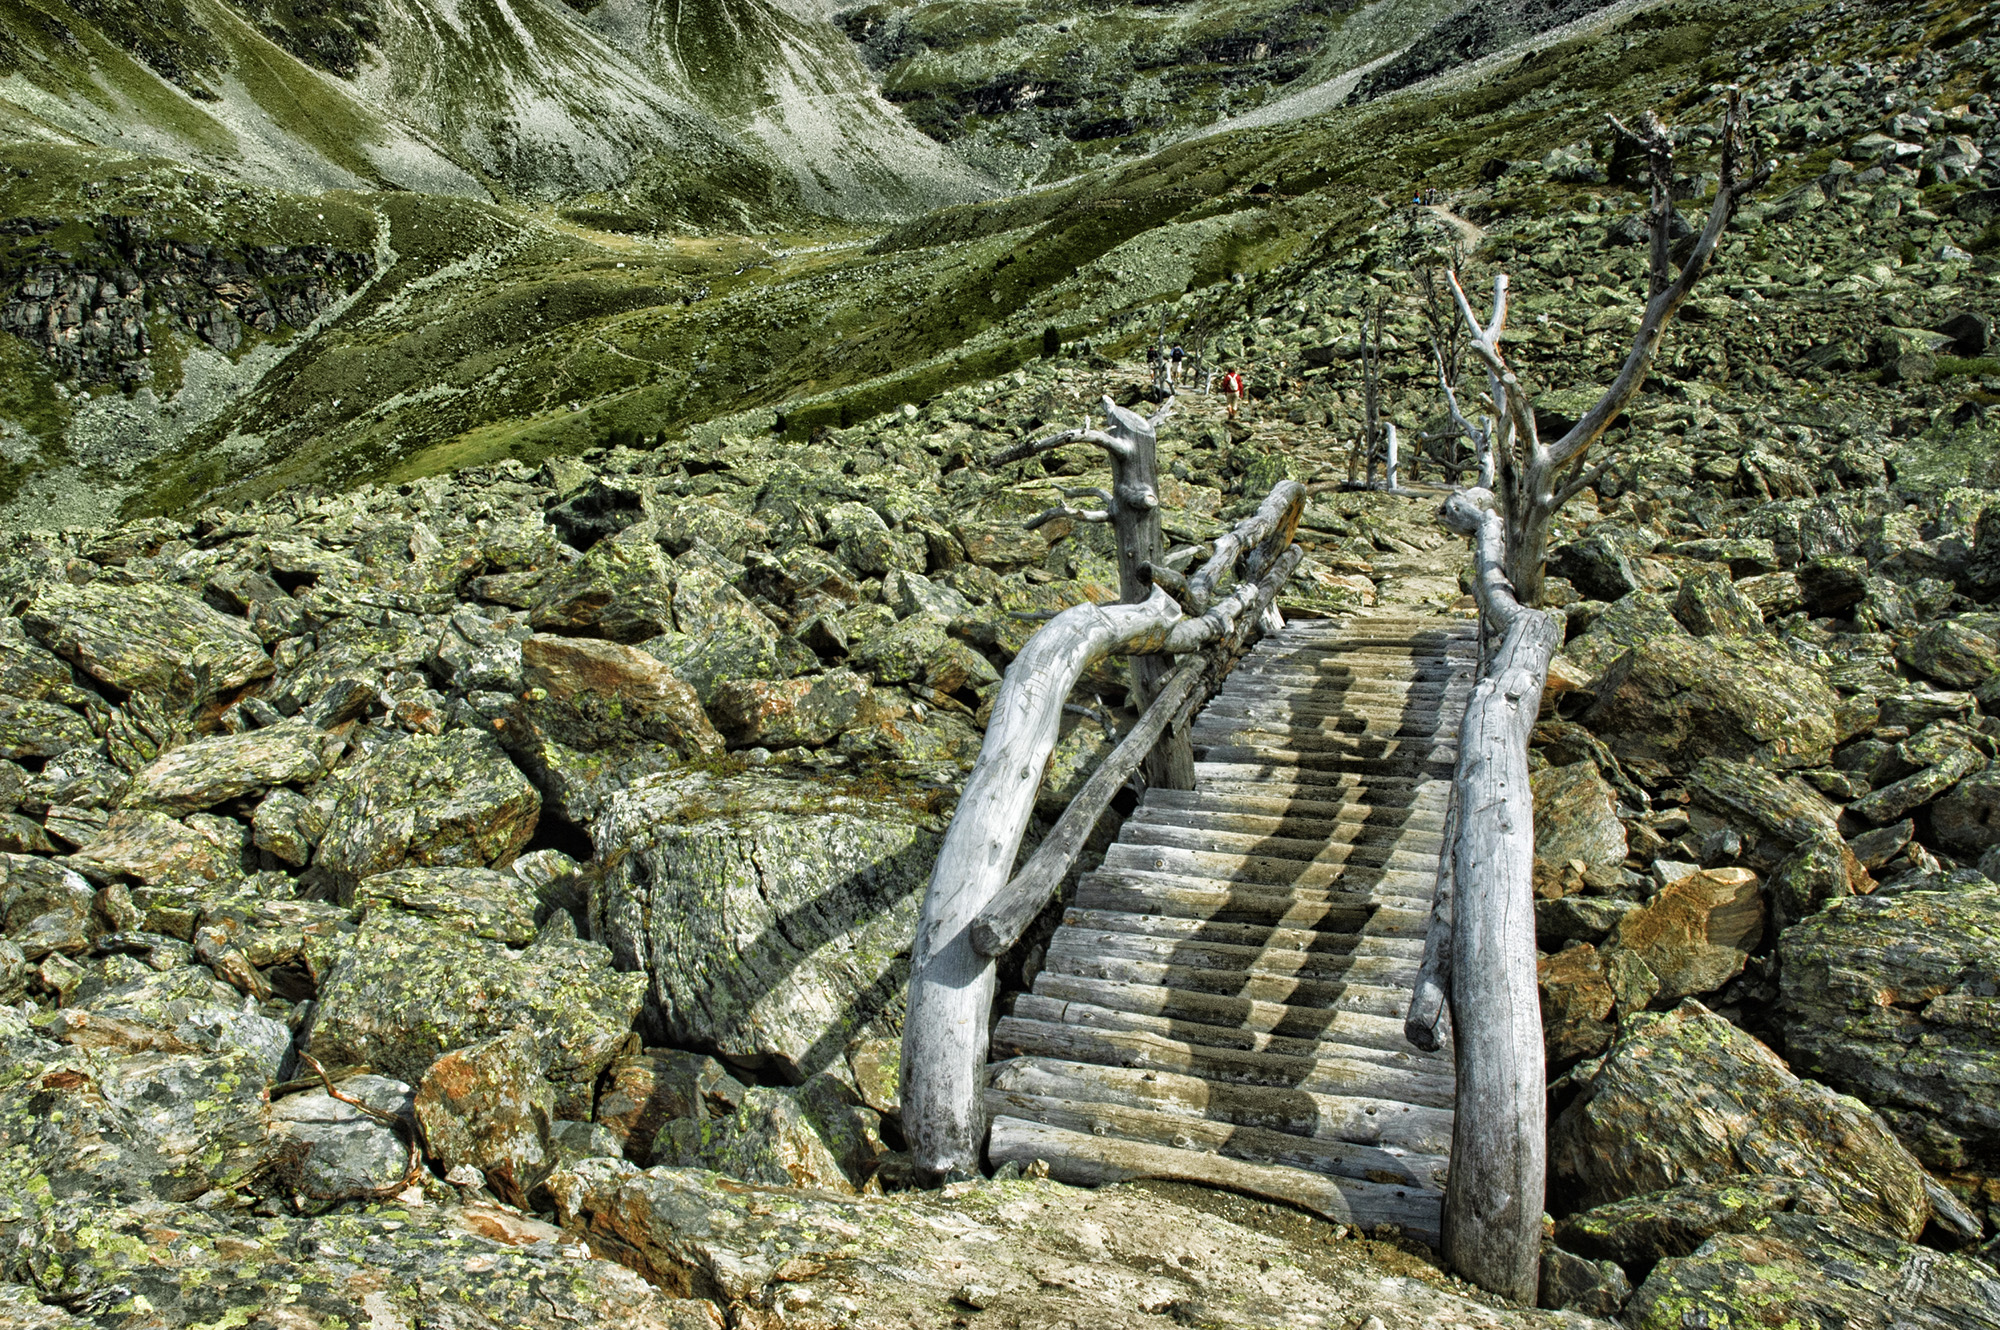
[
  {"left": 1442, "top": 91, "right": 1773, "bottom": 606},
  {"left": 1407, "top": 90, "right": 1771, "bottom": 1302}
]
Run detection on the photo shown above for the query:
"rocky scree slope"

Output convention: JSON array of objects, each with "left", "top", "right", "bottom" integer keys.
[{"left": 0, "top": 362, "right": 1637, "bottom": 1329}]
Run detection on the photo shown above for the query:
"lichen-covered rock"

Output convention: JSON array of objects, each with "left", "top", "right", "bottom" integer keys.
[
  {"left": 1531, "top": 761, "right": 1627, "bottom": 873},
  {"left": 652, "top": 1084, "right": 856, "bottom": 1193},
  {"left": 1610, "top": 866, "right": 1763, "bottom": 1004},
  {"left": 1584, "top": 635, "right": 1838, "bottom": 771},
  {"left": 1562, "top": 590, "right": 1685, "bottom": 675},
  {"left": 1896, "top": 614, "right": 2000, "bottom": 688},
  {"left": 548, "top": 1161, "right": 1588, "bottom": 1329},
  {"left": 1933, "top": 766, "right": 2000, "bottom": 854},
  {"left": 415, "top": 1025, "right": 557, "bottom": 1207},
  {"left": 1550, "top": 1002, "right": 1933, "bottom": 1240},
  {"left": 1848, "top": 739, "right": 1984, "bottom": 824},
  {"left": 1671, "top": 569, "right": 1764, "bottom": 637},
  {"left": 1555, "top": 1173, "right": 1845, "bottom": 1277},
  {"left": 594, "top": 1049, "right": 720, "bottom": 1163},
  {"left": 70, "top": 810, "right": 245, "bottom": 885},
  {"left": 267, "top": 1074, "right": 414, "bottom": 1200},
  {"left": 953, "top": 520, "right": 1047, "bottom": 569},
  {"left": 0, "top": 618, "right": 91, "bottom": 706},
  {"left": 530, "top": 532, "right": 676, "bottom": 642},
  {"left": 312, "top": 729, "right": 540, "bottom": 883},
  {"left": 22, "top": 581, "right": 272, "bottom": 706},
  {"left": 706, "top": 669, "right": 874, "bottom": 749},
  {"left": 648, "top": 565, "right": 805, "bottom": 699},
  {"left": 1778, "top": 885, "right": 2000, "bottom": 1172},
  {"left": 1688, "top": 757, "right": 1872, "bottom": 896},
  {"left": 0, "top": 695, "right": 92, "bottom": 760},
  {"left": 1549, "top": 527, "right": 1653, "bottom": 601},
  {"left": 1622, "top": 1211, "right": 2000, "bottom": 1330},
  {"left": 0, "top": 1003, "right": 276, "bottom": 1211},
  {"left": 849, "top": 612, "right": 951, "bottom": 684},
  {"left": 306, "top": 909, "right": 645, "bottom": 1114},
  {"left": 122, "top": 721, "right": 345, "bottom": 814},
  {"left": 591, "top": 770, "right": 941, "bottom": 1078},
  {"left": 1538, "top": 944, "right": 1615, "bottom": 1063},
  {"left": 9, "top": 1196, "right": 721, "bottom": 1329},
  {"left": 354, "top": 865, "right": 540, "bottom": 942},
  {"left": 518, "top": 633, "right": 723, "bottom": 757}
]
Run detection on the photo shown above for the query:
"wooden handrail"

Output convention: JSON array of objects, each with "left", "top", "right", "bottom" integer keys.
[
  {"left": 901, "top": 474, "right": 1306, "bottom": 1183},
  {"left": 1415, "top": 487, "right": 1562, "bottom": 1303}
]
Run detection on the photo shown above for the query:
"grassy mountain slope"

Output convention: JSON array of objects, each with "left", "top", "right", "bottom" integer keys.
[{"left": 2, "top": 0, "right": 1995, "bottom": 532}]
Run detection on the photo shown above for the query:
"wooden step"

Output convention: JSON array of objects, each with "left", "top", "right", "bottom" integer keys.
[
  {"left": 1079, "top": 864, "right": 1440, "bottom": 910},
  {"left": 1099, "top": 843, "right": 1442, "bottom": 891},
  {"left": 1127, "top": 804, "right": 1449, "bottom": 841},
  {"left": 1045, "top": 928, "right": 1421, "bottom": 988},
  {"left": 1028, "top": 974, "right": 1449, "bottom": 1056},
  {"left": 1055, "top": 907, "right": 1428, "bottom": 957},
  {"left": 1074, "top": 875, "right": 1433, "bottom": 930},
  {"left": 1031, "top": 954, "right": 1417, "bottom": 1019},
  {"left": 990, "top": 1058, "right": 1455, "bottom": 1155},
  {"left": 1137, "top": 787, "right": 1452, "bottom": 822},
  {"left": 1191, "top": 718, "right": 1459, "bottom": 748},
  {"left": 1191, "top": 745, "right": 1457, "bottom": 775},
  {"left": 985, "top": 1089, "right": 1448, "bottom": 1190},
  {"left": 991, "top": 1018, "right": 1456, "bottom": 1108},
  {"left": 1117, "top": 821, "right": 1448, "bottom": 865},
  {"left": 987, "top": 1118, "right": 1443, "bottom": 1242},
  {"left": 1010, "top": 993, "right": 1446, "bottom": 1072},
  {"left": 1198, "top": 698, "right": 1468, "bottom": 727}
]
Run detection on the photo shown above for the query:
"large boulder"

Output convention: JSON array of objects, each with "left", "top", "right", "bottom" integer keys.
[
  {"left": 1687, "top": 757, "right": 1870, "bottom": 896},
  {"left": 10, "top": 1196, "right": 716, "bottom": 1330},
  {"left": 1549, "top": 1002, "right": 1933, "bottom": 1240},
  {"left": 1778, "top": 885, "right": 2000, "bottom": 1171},
  {"left": 1531, "top": 760, "right": 1627, "bottom": 874},
  {"left": 530, "top": 532, "right": 676, "bottom": 642},
  {"left": 414, "top": 1025, "right": 557, "bottom": 1207},
  {"left": 1609, "top": 866, "right": 1763, "bottom": 1004},
  {"left": 0, "top": 696, "right": 93, "bottom": 760},
  {"left": 1671, "top": 569, "right": 1764, "bottom": 637},
  {"left": 1562, "top": 591, "right": 1686, "bottom": 675},
  {"left": 591, "top": 770, "right": 943, "bottom": 1079},
  {"left": 1538, "top": 944, "right": 1616, "bottom": 1063},
  {"left": 122, "top": 721, "right": 346, "bottom": 814},
  {"left": 516, "top": 633, "right": 723, "bottom": 758},
  {"left": 651, "top": 1085, "right": 856, "bottom": 1193},
  {"left": 1933, "top": 765, "right": 2000, "bottom": 855},
  {"left": 647, "top": 564, "right": 805, "bottom": 700},
  {"left": 1584, "top": 635, "right": 1838, "bottom": 771},
  {"left": 311, "top": 730, "right": 540, "bottom": 886},
  {"left": 1622, "top": 1211, "right": 2000, "bottom": 1330},
  {"left": 306, "top": 909, "right": 645, "bottom": 1115},
  {"left": 22, "top": 581, "right": 271, "bottom": 707},
  {"left": 1556, "top": 1173, "right": 1843, "bottom": 1278}
]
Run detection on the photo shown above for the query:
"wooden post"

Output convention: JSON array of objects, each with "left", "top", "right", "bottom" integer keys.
[{"left": 1435, "top": 489, "right": 1560, "bottom": 1303}]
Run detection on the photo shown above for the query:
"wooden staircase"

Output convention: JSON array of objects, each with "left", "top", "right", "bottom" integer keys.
[{"left": 984, "top": 612, "right": 1479, "bottom": 1243}]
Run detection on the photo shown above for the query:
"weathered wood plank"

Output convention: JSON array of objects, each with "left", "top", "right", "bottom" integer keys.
[
  {"left": 986, "top": 1118, "right": 1443, "bottom": 1243},
  {"left": 1055, "top": 906, "right": 1430, "bottom": 955},
  {"left": 1044, "top": 929, "right": 1421, "bottom": 987},
  {"left": 1119, "top": 821, "right": 1448, "bottom": 862},
  {"left": 984, "top": 1089, "right": 1449, "bottom": 1189},
  {"left": 990, "top": 1057, "right": 1456, "bottom": 1154},
  {"left": 1027, "top": 974, "right": 1449, "bottom": 1055},
  {"left": 1035, "top": 952, "right": 1416, "bottom": 1017},
  {"left": 1009, "top": 994, "right": 1448, "bottom": 1071},
  {"left": 1077, "top": 866, "right": 1439, "bottom": 912},
  {"left": 1100, "top": 842, "right": 1444, "bottom": 889},
  {"left": 991, "top": 1017, "right": 1456, "bottom": 1107},
  {"left": 1072, "top": 876, "right": 1433, "bottom": 930}
]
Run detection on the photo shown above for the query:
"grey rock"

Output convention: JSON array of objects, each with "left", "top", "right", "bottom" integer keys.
[
  {"left": 592, "top": 770, "right": 941, "bottom": 1079},
  {"left": 306, "top": 909, "right": 645, "bottom": 1115},
  {"left": 1933, "top": 766, "right": 2000, "bottom": 855},
  {"left": 1550, "top": 1001, "right": 1933, "bottom": 1240},
  {"left": 1556, "top": 1173, "right": 1844, "bottom": 1277},
  {"left": 530, "top": 530, "right": 676, "bottom": 642},
  {"left": 1671, "top": 569, "right": 1764, "bottom": 637},
  {"left": 22, "top": 581, "right": 271, "bottom": 707},
  {"left": 311, "top": 729, "right": 540, "bottom": 884},
  {"left": 1779, "top": 885, "right": 2000, "bottom": 1171},
  {"left": 1585, "top": 635, "right": 1839, "bottom": 772},
  {"left": 1538, "top": 1245, "right": 1631, "bottom": 1316},
  {"left": 268, "top": 1075, "right": 414, "bottom": 1200},
  {"left": 354, "top": 865, "right": 540, "bottom": 942}
]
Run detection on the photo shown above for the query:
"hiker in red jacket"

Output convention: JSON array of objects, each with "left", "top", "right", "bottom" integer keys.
[{"left": 1221, "top": 367, "right": 1246, "bottom": 419}]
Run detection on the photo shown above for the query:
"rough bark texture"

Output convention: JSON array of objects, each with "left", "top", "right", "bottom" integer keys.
[{"left": 1435, "top": 488, "right": 1558, "bottom": 1302}]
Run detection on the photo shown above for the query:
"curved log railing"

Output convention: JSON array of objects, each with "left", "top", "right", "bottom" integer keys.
[
  {"left": 1407, "top": 487, "right": 1561, "bottom": 1303},
  {"left": 902, "top": 395, "right": 1306, "bottom": 1182}
]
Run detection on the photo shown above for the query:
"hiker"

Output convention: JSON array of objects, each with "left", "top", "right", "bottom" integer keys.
[
  {"left": 1168, "top": 343, "right": 1185, "bottom": 386},
  {"left": 1146, "top": 344, "right": 1162, "bottom": 376},
  {"left": 1221, "top": 366, "right": 1246, "bottom": 419}
]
